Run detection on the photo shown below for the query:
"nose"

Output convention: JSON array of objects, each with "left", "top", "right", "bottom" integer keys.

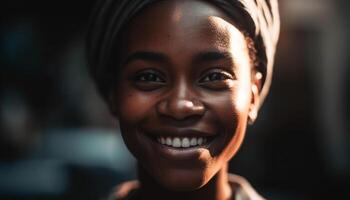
[{"left": 156, "top": 82, "right": 205, "bottom": 120}]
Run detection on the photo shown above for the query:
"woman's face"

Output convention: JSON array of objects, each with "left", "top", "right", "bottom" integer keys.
[{"left": 111, "top": 0, "right": 260, "bottom": 191}]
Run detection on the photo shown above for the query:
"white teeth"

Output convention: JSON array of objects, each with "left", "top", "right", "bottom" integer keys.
[
  {"left": 197, "top": 137, "right": 203, "bottom": 145},
  {"left": 161, "top": 137, "right": 166, "bottom": 144},
  {"left": 172, "top": 137, "right": 181, "bottom": 148},
  {"left": 190, "top": 138, "right": 197, "bottom": 146},
  {"left": 181, "top": 138, "right": 190, "bottom": 148},
  {"left": 166, "top": 137, "right": 172, "bottom": 146},
  {"left": 156, "top": 136, "right": 208, "bottom": 148}
]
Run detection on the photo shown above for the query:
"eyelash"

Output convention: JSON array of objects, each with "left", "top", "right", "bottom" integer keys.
[
  {"left": 134, "top": 70, "right": 165, "bottom": 83},
  {"left": 132, "top": 68, "right": 234, "bottom": 91},
  {"left": 199, "top": 70, "right": 234, "bottom": 83}
]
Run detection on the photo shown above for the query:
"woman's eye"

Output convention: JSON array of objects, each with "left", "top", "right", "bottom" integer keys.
[
  {"left": 200, "top": 71, "right": 233, "bottom": 82},
  {"left": 134, "top": 71, "right": 165, "bottom": 83},
  {"left": 132, "top": 70, "right": 166, "bottom": 91},
  {"left": 198, "top": 70, "right": 235, "bottom": 90}
]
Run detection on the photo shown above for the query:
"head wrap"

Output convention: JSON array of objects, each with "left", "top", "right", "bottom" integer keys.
[{"left": 87, "top": 0, "right": 280, "bottom": 108}]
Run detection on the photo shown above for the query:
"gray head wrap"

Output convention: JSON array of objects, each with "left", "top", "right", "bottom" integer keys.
[{"left": 87, "top": 0, "right": 280, "bottom": 107}]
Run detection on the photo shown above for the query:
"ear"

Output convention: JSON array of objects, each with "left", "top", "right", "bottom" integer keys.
[{"left": 248, "top": 72, "right": 262, "bottom": 125}]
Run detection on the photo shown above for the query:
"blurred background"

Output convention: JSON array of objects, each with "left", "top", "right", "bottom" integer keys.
[{"left": 1, "top": 0, "right": 349, "bottom": 199}]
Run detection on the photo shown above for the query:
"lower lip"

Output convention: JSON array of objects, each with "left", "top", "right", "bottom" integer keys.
[{"left": 145, "top": 136, "right": 216, "bottom": 161}]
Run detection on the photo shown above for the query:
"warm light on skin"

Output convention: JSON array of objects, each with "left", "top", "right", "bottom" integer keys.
[
  {"left": 110, "top": 0, "right": 261, "bottom": 199},
  {"left": 207, "top": 16, "right": 253, "bottom": 112},
  {"left": 172, "top": 3, "right": 183, "bottom": 22}
]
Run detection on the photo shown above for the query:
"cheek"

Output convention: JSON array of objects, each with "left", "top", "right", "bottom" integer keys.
[
  {"left": 116, "top": 87, "right": 155, "bottom": 124},
  {"left": 114, "top": 86, "right": 156, "bottom": 151},
  {"left": 213, "top": 81, "right": 251, "bottom": 125},
  {"left": 224, "top": 86, "right": 251, "bottom": 158},
  {"left": 211, "top": 82, "right": 251, "bottom": 161},
  {"left": 234, "top": 81, "right": 251, "bottom": 113}
]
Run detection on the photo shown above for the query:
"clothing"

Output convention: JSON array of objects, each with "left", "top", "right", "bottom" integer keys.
[
  {"left": 107, "top": 174, "right": 265, "bottom": 200},
  {"left": 87, "top": 0, "right": 280, "bottom": 108}
]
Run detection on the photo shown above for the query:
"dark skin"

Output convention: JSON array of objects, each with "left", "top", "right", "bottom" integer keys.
[{"left": 110, "top": 1, "right": 261, "bottom": 200}]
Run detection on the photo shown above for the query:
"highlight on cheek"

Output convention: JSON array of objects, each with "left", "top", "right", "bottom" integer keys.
[
  {"left": 232, "top": 63, "right": 252, "bottom": 112},
  {"left": 234, "top": 85, "right": 251, "bottom": 113}
]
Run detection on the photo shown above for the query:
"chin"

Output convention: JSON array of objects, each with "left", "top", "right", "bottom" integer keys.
[{"left": 153, "top": 168, "right": 211, "bottom": 192}]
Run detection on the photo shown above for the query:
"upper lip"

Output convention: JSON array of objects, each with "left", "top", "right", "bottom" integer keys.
[{"left": 144, "top": 128, "right": 216, "bottom": 138}]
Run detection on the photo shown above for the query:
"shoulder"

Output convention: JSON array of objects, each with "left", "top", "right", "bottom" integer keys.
[
  {"left": 229, "top": 174, "right": 265, "bottom": 200},
  {"left": 107, "top": 175, "right": 265, "bottom": 200}
]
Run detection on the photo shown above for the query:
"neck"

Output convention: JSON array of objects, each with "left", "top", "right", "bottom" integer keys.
[{"left": 136, "top": 164, "right": 233, "bottom": 200}]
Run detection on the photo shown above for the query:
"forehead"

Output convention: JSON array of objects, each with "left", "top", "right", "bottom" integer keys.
[{"left": 120, "top": 0, "right": 246, "bottom": 55}]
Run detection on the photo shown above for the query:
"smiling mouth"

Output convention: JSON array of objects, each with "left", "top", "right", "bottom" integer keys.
[{"left": 152, "top": 136, "right": 214, "bottom": 149}]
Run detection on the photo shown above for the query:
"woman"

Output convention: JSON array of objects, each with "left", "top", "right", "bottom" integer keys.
[{"left": 87, "top": 0, "right": 280, "bottom": 199}]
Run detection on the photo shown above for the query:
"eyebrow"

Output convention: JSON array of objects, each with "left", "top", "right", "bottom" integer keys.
[
  {"left": 123, "top": 51, "right": 168, "bottom": 65},
  {"left": 194, "top": 51, "right": 233, "bottom": 62},
  {"left": 122, "top": 50, "right": 233, "bottom": 66}
]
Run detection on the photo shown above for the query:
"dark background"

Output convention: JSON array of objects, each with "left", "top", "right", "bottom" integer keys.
[{"left": 1, "top": 0, "right": 349, "bottom": 199}]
